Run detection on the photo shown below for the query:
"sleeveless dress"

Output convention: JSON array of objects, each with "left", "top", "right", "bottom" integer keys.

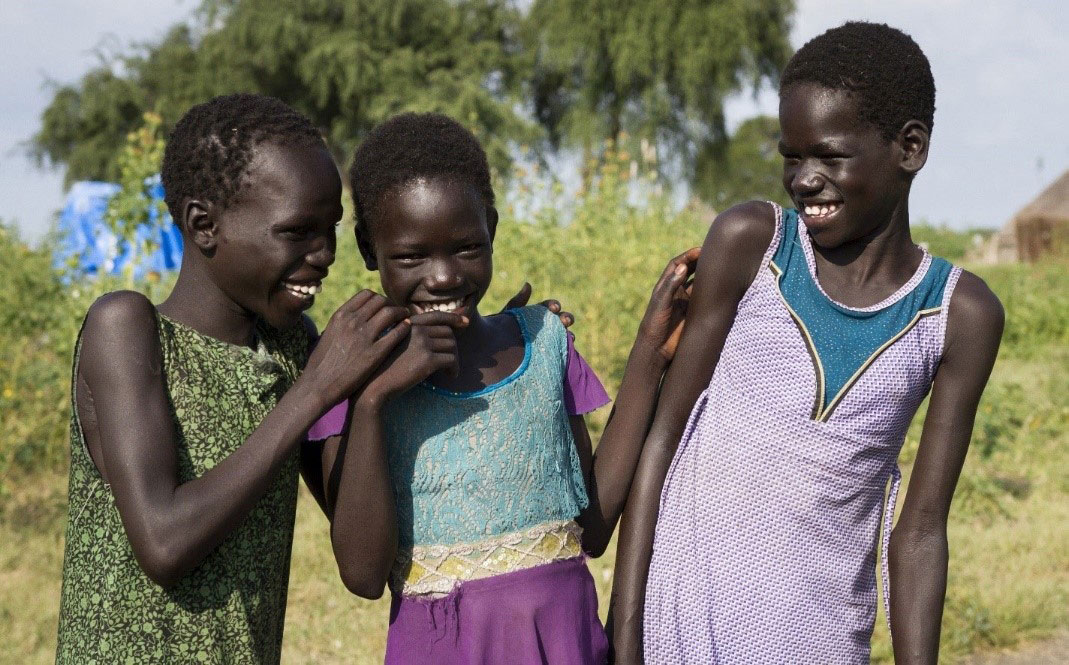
[
  {"left": 310, "top": 305, "right": 610, "bottom": 664},
  {"left": 644, "top": 204, "right": 961, "bottom": 664},
  {"left": 56, "top": 312, "right": 310, "bottom": 664}
]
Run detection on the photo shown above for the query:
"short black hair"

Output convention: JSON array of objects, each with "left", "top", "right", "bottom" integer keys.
[
  {"left": 349, "top": 112, "right": 494, "bottom": 242},
  {"left": 161, "top": 93, "right": 325, "bottom": 220},
  {"left": 780, "top": 21, "right": 935, "bottom": 141}
]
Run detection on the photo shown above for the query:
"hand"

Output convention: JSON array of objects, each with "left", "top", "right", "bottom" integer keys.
[
  {"left": 359, "top": 311, "right": 468, "bottom": 405},
  {"left": 302, "top": 290, "right": 411, "bottom": 407},
  {"left": 502, "top": 282, "right": 575, "bottom": 328},
  {"left": 636, "top": 248, "right": 701, "bottom": 363}
]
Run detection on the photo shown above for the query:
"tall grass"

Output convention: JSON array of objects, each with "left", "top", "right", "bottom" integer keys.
[{"left": 0, "top": 172, "right": 1065, "bottom": 663}]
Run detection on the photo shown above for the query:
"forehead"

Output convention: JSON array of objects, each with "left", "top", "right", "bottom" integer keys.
[
  {"left": 372, "top": 178, "right": 489, "bottom": 243},
  {"left": 238, "top": 141, "right": 341, "bottom": 209},
  {"left": 779, "top": 83, "right": 881, "bottom": 145}
]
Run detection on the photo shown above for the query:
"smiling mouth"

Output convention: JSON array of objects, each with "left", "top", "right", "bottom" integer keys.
[
  {"left": 802, "top": 202, "right": 842, "bottom": 219},
  {"left": 283, "top": 280, "right": 322, "bottom": 301},
  {"left": 411, "top": 295, "right": 468, "bottom": 314}
]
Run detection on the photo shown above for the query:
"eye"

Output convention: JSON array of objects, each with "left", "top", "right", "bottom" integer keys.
[
  {"left": 280, "top": 228, "right": 310, "bottom": 240},
  {"left": 391, "top": 253, "right": 424, "bottom": 265},
  {"left": 458, "top": 243, "right": 484, "bottom": 256}
]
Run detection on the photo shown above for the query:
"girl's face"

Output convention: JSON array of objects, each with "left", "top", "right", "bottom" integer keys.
[
  {"left": 362, "top": 178, "right": 496, "bottom": 321},
  {"left": 207, "top": 141, "right": 343, "bottom": 329},
  {"left": 778, "top": 83, "right": 907, "bottom": 248}
]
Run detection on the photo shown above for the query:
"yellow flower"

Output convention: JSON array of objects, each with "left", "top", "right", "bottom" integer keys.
[{"left": 2, "top": 387, "right": 13, "bottom": 399}]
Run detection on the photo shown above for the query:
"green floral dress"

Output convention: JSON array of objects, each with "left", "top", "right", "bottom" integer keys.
[{"left": 56, "top": 312, "right": 311, "bottom": 664}]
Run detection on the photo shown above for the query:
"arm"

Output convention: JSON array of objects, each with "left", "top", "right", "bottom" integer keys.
[
  {"left": 574, "top": 249, "right": 699, "bottom": 557},
  {"left": 889, "top": 271, "right": 1003, "bottom": 664},
  {"left": 298, "top": 314, "right": 329, "bottom": 514},
  {"left": 325, "top": 311, "right": 464, "bottom": 598},
  {"left": 610, "top": 202, "right": 776, "bottom": 663},
  {"left": 78, "top": 289, "right": 409, "bottom": 588}
]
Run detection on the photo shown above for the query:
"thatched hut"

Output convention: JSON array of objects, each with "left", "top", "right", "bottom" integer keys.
[
  {"left": 971, "top": 170, "right": 1069, "bottom": 263},
  {"left": 1010, "top": 170, "right": 1069, "bottom": 262}
]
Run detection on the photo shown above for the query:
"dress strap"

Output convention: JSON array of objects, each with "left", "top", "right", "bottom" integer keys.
[
  {"left": 761, "top": 201, "right": 786, "bottom": 270},
  {"left": 881, "top": 464, "right": 903, "bottom": 638}
]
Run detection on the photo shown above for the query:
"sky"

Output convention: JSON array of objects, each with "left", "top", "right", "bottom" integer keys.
[{"left": 2, "top": 0, "right": 1068, "bottom": 242}]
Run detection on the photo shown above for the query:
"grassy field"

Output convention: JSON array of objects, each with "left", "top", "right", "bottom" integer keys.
[{"left": 1, "top": 182, "right": 1065, "bottom": 663}]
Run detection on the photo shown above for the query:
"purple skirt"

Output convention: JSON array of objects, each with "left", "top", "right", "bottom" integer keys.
[{"left": 384, "top": 556, "right": 608, "bottom": 665}]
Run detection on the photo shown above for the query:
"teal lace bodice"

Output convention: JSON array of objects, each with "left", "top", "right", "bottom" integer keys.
[{"left": 384, "top": 305, "right": 589, "bottom": 550}]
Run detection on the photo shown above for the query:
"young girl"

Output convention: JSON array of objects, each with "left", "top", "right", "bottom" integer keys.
[
  {"left": 54, "top": 94, "right": 547, "bottom": 663},
  {"left": 611, "top": 23, "right": 1004, "bottom": 665},
  {"left": 308, "top": 112, "right": 697, "bottom": 664}
]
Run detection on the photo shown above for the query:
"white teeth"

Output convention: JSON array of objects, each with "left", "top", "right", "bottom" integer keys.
[
  {"left": 804, "top": 203, "right": 840, "bottom": 218},
  {"left": 415, "top": 298, "right": 465, "bottom": 314},
  {"left": 283, "top": 282, "right": 320, "bottom": 299}
]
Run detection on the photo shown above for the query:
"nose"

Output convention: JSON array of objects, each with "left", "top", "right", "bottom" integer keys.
[
  {"left": 307, "top": 229, "right": 336, "bottom": 269},
  {"left": 790, "top": 162, "right": 825, "bottom": 196},
  {"left": 424, "top": 257, "right": 463, "bottom": 292}
]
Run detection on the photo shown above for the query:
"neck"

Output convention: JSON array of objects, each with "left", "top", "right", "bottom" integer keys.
[
  {"left": 158, "top": 259, "right": 258, "bottom": 348},
  {"left": 811, "top": 198, "right": 920, "bottom": 286}
]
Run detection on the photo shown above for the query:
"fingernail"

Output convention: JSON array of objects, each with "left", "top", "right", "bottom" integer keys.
[{"left": 675, "top": 264, "right": 686, "bottom": 275}]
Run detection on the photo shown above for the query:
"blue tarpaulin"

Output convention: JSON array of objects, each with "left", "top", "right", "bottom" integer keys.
[{"left": 54, "top": 179, "right": 183, "bottom": 281}]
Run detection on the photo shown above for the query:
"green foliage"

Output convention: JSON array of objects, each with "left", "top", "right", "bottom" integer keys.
[
  {"left": 525, "top": 0, "right": 793, "bottom": 181},
  {"left": 101, "top": 112, "right": 170, "bottom": 285},
  {"left": 32, "top": 0, "right": 535, "bottom": 181},
  {"left": 695, "top": 115, "right": 790, "bottom": 208},
  {"left": 33, "top": 0, "right": 794, "bottom": 190},
  {"left": 910, "top": 223, "right": 993, "bottom": 261}
]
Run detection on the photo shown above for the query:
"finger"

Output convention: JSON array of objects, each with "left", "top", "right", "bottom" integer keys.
[
  {"left": 407, "top": 311, "right": 470, "bottom": 329},
  {"left": 368, "top": 305, "right": 412, "bottom": 337},
  {"left": 431, "top": 351, "right": 461, "bottom": 378},
  {"left": 502, "top": 282, "right": 532, "bottom": 311},
  {"left": 422, "top": 325, "right": 460, "bottom": 340},
  {"left": 558, "top": 310, "right": 574, "bottom": 328},
  {"left": 372, "top": 318, "right": 411, "bottom": 352},
  {"left": 672, "top": 246, "right": 702, "bottom": 271},
  {"left": 428, "top": 337, "right": 458, "bottom": 353},
  {"left": 339, "top": 288, "right": 376, "bottom": 311},
  {"left": 538, "top": 299, "right": 561, "bottom": 313}
]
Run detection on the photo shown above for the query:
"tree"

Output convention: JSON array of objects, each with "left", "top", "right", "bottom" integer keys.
[
  {"left": 696, "top": 115, "right": 790, "bottom": 208},
  {"left": 524, "top": 0, "right": 793, "bottom": 191},
  {"left": 32, "top": 0, "right": 534, "bottom": 183}
]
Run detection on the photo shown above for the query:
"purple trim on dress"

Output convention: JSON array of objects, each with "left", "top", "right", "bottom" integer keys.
[
  {"left": 564, "top": 332, "right": 611, "bottom": 415},
  {"left": 306, "top": 398, "right": 348, "bottom": 441}
]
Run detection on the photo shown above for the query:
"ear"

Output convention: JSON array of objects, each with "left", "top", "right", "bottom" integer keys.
[
  {"left": 897, "top": 120, "right": 930, "bottom": 177},
  {"left": 183, "top": 199, "right": 218, "bottom": 255},
  {"left": 485, "top": 206, "right": 498, "bottom": 244},
  {"left": 355, "top": 222, "right": 378, "bottom": 271}
]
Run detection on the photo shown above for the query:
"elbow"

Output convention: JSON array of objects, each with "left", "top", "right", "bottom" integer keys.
[
  {"left": 338, "top": 564, "right": 388, "bottom": 599},
  {"left": 888, "top": 519, "right": 948, "bottom": 568},
  {"left": 135, "top": 537, "right": 187, "bottom": 590}
]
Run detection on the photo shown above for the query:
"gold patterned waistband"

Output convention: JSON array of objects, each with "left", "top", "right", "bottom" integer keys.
[{"left": 391, "top": 520, "right": 584, "bottom": 597}]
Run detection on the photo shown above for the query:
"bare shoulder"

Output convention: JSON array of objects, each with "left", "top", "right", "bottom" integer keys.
[
  {"left": 80, "top": 291, "right": 161, "bottom": 379},
  {"left": 83, "top": 290, "right": 158, "bottom": 343},
  {"left": 944, "top": 269, "right": 1005, "bottom": 364},
  {"left": 692, "top": 200, "right": 778, "bottom": 294},
  {"left": 703, "top": 200, "right": 777, "bottom": 254}
]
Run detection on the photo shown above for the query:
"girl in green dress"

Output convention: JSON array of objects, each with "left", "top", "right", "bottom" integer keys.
[{"left": 55, "top": 94, "right": 467, "bottom": 664}]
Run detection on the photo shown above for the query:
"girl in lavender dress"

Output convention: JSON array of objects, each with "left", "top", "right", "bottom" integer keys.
[
  {"left": 611, "top": 23, "right": 1004, "bottom": 665},
  {"left": 306, "top": 112, "right": 698, "bottom": 664}
]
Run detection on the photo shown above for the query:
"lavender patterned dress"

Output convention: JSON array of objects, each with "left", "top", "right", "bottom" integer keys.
[{"left": 644, "top": 203, "right": 961, "bottom": 664}]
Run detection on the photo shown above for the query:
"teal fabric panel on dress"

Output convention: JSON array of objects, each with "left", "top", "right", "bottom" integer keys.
[
  {"left": 383, "top": 305, "right": 589, "bottom": 549},
  {"left": 771, "top": 209, "right": 953, "bottom": 414}
]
